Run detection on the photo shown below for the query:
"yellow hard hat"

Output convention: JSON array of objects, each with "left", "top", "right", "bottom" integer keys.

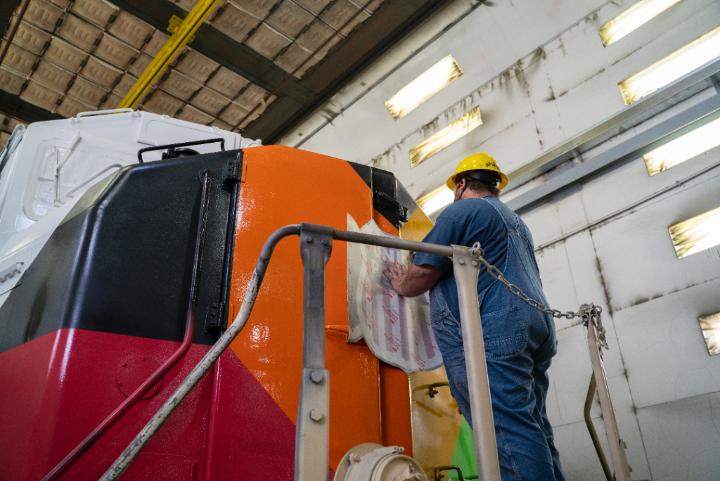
[{"left": 446, "top": 152, "right": 509, "bottom": 191}]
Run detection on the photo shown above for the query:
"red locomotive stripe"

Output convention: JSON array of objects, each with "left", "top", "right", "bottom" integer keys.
[{"left": 0, "top": 328, "right": 303, "bottom": 480}]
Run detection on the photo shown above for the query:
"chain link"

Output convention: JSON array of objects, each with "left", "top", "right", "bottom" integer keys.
[{"left": 466, "top": 242, "right": 608, "bottom": 349}]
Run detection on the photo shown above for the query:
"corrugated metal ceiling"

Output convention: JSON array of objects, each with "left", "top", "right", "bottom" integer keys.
[{"left": 0, "top": 0, "right": 442, "bottom": 144}]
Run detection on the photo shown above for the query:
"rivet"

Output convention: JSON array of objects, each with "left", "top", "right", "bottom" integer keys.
[
  {"left": 309, "top": 409, "right": 324, "bottom": 422},
  {"left": 458, "top": 258, "right": 466, "bottom": 265},
  {"left": 310, "top": 370, "right": 324, "bottom": 384}
]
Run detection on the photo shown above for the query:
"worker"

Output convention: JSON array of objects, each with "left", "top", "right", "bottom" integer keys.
[{"left": 384, "top": 152, "right": 564, "bottom": 481}]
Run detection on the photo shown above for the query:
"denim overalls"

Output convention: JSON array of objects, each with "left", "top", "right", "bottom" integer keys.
[{"left": 423, "top": 197, "right": 564, "bottom": 481}]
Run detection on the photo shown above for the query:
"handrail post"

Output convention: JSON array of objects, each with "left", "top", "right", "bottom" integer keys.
[
  {"left": 585, "top": 309, "right": 633, "bottom": 481},
  {"left": 295, "top": 228, "right": 333, "bottom": 481},
  {"left": 451, "top": 245, "right": 501, "bottom": 481}
]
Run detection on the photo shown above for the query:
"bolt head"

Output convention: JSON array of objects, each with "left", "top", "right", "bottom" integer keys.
[
  {"left": 305, "top": 237, "right": 314, "bottom": 243},
  {"left": 457, "top": 258, "right": 466, "bottom": 265},
  {"left": 471, "top": 261, "right": 479, "bottom": 267},
  {"left": 310, "top": 370, "right": 324, "bottom": 384},
  {"left": 309, "top": 409, "right": 324, "bottom": 422}
]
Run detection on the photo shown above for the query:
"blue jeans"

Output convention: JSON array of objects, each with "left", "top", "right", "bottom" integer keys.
[{"left": 432, "top": 301, "right": 565, "bottom": 481}]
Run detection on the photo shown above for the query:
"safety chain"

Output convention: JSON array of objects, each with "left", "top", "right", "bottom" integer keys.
[
  {"left": 579, "top": 303, "right": 609, "bottom": 350},
  {"left": 467, "top": 243, "right": 609, "bottom": 349}
]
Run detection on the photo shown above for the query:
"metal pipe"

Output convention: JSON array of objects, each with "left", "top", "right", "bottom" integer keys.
[
  {"left": 42, "top": 172, "right": 212, "bottom": 481},
  {"left": 451, "top": 245, "right": 501, "bottom": 481},
  {"left": 98, "top": 224, "right": 301, "bottom": 480},
  {"left": 584, "top": 375, "right": 613, "bottom": 481},
  {"left": 300, "top": 222, "right": 454, "bottom": 257}
]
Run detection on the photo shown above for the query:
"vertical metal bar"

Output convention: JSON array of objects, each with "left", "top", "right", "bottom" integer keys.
[
  {"left": 295, "top": 230, "right": 332, "bottom": 481},
  {"left": 584, "top": 375, "right": 613, "bottom": 481},
  {"left": 587, "top": 321, "right": 633, "bottom": 481},
  {"left": 451, "top": 245, "right": 501, "bottom": 481}
]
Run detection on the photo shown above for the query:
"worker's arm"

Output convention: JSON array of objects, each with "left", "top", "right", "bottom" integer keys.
[{"left": 383, "top": 262, "right": 443, "bottom": 297}]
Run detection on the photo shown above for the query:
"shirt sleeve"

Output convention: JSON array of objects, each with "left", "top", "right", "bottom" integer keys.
[{"left": 412, "top": 214, "right": 462, "bottom": 273}]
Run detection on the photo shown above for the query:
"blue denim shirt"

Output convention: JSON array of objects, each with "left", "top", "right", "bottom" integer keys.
[{"left": 413, "top": 196, "right": 549, "bottom": 329}]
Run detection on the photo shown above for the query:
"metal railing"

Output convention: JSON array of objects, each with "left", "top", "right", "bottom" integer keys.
[
  {"left": 98, "top": 223, "right": 633, "bottom": 481},
  {"left": 98, "top": 223, "right": 501, "bottom": 481}
]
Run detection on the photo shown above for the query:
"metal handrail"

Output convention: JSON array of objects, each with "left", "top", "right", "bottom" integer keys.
[
  {"left": 98, "top": 223, "right": 502, "bottom": 481},
  {"left": 96, "top": 222, "right": 634, "bottom": 481}
]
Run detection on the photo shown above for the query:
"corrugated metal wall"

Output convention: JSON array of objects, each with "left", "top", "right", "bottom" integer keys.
[{"left": 282, "top": 1, "right": 720, "bottom": 479}]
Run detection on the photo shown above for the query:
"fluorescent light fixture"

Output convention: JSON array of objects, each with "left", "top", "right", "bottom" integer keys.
[
  {"left": 698, "top": 312, "right": 720, "bottom": 356},
  {"left": 599, "top": 0, "right": 681, "bottom": 47},
  {"left": 385, "top": 55, "right": 463, "bottom": 119},
  {"left": 643, "top": 117, "right": 720, "bottom": 175},
  {"left": 618, "top": 25, "right": 720, "bottom": 104},
  {"left": 409, "top": 107, "right": 483, "bottom": 167},
  {"left": 417, "top": 185, "right": 453, "bottom": 216},
  {"left": 669, "top": 206, "right": 720, "bottom": 259}
]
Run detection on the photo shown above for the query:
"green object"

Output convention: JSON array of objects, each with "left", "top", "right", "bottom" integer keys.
[{"left": 448, "top": 417, "right": 478, "bottom": 480}]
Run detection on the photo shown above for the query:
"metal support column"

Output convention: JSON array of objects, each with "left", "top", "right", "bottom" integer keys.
[
  {"left": 585, "top": 307, "right": 632, "bottom": 481},
  {"left": 296, "top": 229, "right": 332, "bottom": 481},
  {"left": 451, "top": 245, "right": 501, "bottom": 481}
]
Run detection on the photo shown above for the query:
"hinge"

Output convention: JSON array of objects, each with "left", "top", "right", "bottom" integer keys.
[{"left": 224, "top": 152, "right": 242, "bottom": 186}]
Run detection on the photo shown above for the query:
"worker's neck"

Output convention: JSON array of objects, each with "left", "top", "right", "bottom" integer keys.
[{"left": 461, "top": 189, "right": 494, "bottom": 199}]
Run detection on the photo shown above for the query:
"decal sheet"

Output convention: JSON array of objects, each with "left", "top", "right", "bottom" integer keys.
[{"left": 347, "top": 215, "right": 442, "bottom": 373}]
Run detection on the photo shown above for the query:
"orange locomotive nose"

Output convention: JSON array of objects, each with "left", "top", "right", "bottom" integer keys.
[{"left": 224, "top": 146, "right": 415, "bottom": 477}]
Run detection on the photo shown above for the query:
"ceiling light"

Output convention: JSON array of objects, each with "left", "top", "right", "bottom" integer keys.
[
  {"left": 698, "top": 312, "right": 720, "bottom": 356},
  {"left": 643, "top": 116, "right": 720, "bottom": 175},
  {"left": 385, "top": 55, "right": 463, "bottom": 119},
  {"left": 417, "top": 185, "right": 453, "bottom": 216},
  {"left": 669, "top": 206, "right": 720, "bottom": 259},
  {"left": 599, "top": 0, "right": 681, "bottom": 47},
  {"left": 409, "top": 107, "right": 483, "bottom": 167},
  {"left": 618, "top": 25, "right": 720, "bottom": 104}
]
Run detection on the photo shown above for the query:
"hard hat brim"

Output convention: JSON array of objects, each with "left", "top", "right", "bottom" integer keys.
[{"left": 446, "top": 170, "right": 509, "bottom": 191}]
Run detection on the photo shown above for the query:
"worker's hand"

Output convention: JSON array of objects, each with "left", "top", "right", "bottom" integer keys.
[{"left": 383, "top": 261, "right": 407, "bottom": 295}]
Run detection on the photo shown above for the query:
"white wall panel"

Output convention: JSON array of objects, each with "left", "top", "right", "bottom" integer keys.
[
  {"left": 637, "top": 392, "right": 720, "bottom": 481},
  {"left": 588, "top": 165, "right": 720, "bottom": 312},
  {"left": 614, "top": 278, "right": 720, "bottom": 408}
]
